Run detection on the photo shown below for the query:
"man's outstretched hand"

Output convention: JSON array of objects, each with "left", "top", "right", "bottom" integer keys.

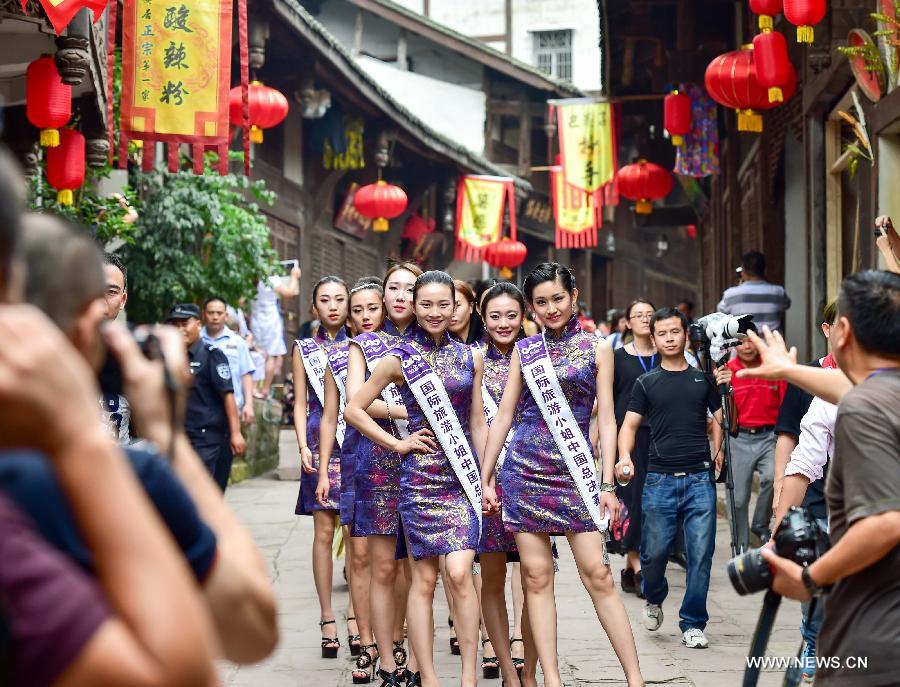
[{"left": 735, "top": 327, "right": 798, "bottom": 381}]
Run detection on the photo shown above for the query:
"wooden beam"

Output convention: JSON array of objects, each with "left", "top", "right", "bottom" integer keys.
[
  {"left": 518, "top": 109, "right": 532, "bottom": 178},
  {"left": 471, "top": 34, "right": 507, "bottom": 43},
  {"left": 488, "top": 100, "right": 547, "bottom": 116}
]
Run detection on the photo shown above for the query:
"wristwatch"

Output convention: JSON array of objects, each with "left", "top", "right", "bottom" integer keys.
[{"left": 801, "top": 566, "right": 831, "bottom": 597}]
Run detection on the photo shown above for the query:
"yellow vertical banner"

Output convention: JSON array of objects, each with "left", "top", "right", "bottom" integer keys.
[
  {"left": 120, "top": 0, "right": 233, "bottom": 173},
  {"left": 556, "top": 101, "right": 615, "bottom": 193},
  {"left": 455, "top": 175, "right": 514, "bottom": 263},
  {"left": 550, "top": 166, "right": 599, "bottom": 248}
]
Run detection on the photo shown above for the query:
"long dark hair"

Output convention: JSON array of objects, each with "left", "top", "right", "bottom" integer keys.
[
  {"left": 480, "top": 281, "right": 527, "bottom": 342},
  {"left": 453, "top": 279, "right": 485, "bottom": 344},
  {"left": 522, "top": 262, "right": 575, "bottom": 302}
]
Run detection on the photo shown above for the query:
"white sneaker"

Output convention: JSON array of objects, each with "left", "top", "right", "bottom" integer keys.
[
  {"left": 643, "top": 603, "right": 663, "bottom": 631},
  {"left": 682, "top": 628, "right": 709, "bottom": 649}
]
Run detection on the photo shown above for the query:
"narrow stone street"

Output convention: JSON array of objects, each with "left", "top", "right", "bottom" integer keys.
[{"left": 221, "top": 476, "right": 803, "bottom": 687}]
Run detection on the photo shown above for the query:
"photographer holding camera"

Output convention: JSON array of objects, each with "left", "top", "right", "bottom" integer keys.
[{"left": 737, "top": 270, "right": 900, "bottom": 686}]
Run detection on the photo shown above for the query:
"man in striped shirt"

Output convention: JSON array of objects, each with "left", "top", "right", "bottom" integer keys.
[{"left": 717, "top": 251, "right": 791, "bottom": 333}]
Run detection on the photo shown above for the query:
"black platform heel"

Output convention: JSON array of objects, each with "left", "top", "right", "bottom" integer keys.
[
  {"left": 353, "top": 644, "right": 378, "bottom": 684},
  {"left": 406, "top": 671, "right": 421, "bottom": 687},
  {"left": 319, "top": 619, "right": 340, "bottom": 658},
  {"left": 348, "top": 616, "right": 361, "bottom": 657},
  {"left": 377, "top": 668, "right": 404, "bottom": 687},
  {"left": 481, "top": 638, "right": 499, "bottom": 679},
  {"left": 510, "top": 637, "right": 524, "bottom": 677}
]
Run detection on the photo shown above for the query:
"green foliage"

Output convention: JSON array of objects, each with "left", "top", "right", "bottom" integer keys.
[
  {"left": 28, "top": 154, "right": 141, "bottom": 247},
  {"left": 122, "top": 151, "right": 278, "bottom": 323}
]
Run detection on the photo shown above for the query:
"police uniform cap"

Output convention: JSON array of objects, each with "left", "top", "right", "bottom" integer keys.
[{"left": 165, "top": 303, "right": 201, "bottom": 322}]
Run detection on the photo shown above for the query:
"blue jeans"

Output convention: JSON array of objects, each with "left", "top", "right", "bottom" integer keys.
[{"left": 640, "top": 471, "right": 717, "bottom": 632}]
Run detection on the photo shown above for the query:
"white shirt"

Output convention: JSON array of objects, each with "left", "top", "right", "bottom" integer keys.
[{"left": 785, "top": 395, "right": 837, "bottom": 483}]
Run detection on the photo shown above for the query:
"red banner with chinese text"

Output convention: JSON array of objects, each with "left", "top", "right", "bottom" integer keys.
[
  {"left": 120, "top": 0, "right": 233, "bottom": 174},
  {"left": 20, "top": 0, "right": 107, "bottom": 36},
  {"left": 550, "top": 166, "right": 600, "bottom": 249},
  {"left": 455, "top": 175, "right": 516, "bottom": 263}
]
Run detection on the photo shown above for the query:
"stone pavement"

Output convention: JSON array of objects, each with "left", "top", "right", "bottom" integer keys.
[{"left": 221, "top": 477, "right": 804, "bottom": 686}]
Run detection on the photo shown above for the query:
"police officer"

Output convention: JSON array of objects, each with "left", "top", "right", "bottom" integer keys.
[
  {"left": 201, "top": 296, "right": 256, "bottom": 425},
  {"left": 165, "top": 303, "right": 246, "bottom": 491}
]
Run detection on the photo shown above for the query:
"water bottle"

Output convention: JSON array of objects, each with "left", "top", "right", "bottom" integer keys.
[{"left": 617, "top": 465, "right": 633, "bottom": 487}]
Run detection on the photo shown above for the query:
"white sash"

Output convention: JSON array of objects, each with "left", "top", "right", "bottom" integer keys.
[
  {"left": 355, "top": 333, "right": 410, "bottom": 439},
  {"left": 326, "top": 346, "right": 349, "bottom": 448},
  {"left": 397, "top": 342, "right": 482, "bottom": 536},
  {"left": 297, "top": 338, "right": 335, "bottom": 444},
  {"left": 480, "top": 376, "right": 513, "bottom": 472},
  {"left": 516, "top": 335, "right": 609, "bottom": 532}
]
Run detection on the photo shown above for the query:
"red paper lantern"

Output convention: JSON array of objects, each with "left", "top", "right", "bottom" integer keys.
[
  {"left": 750, "top": 0, "right": 783, "bottom": 30},
  {"left": 615, "top": 160, "right": 673, "bottom": 215},
  {"left": 705, "top": 45, "right": 796, "bottom": 132},
  {"left": 753, "top": 29, "right": 793, "bottom": 103},
  {"left": 46, "top": 129, "right": 85, "bottom": 206},
  {"left": 354, "top": 180, "right": 408, "bottom": 232},
  {"left": 228, "top": 81, "right": 289, "bottom": 144},
  {"left": 485, "top": 238, "right": 527, "bottom": 279},
  {"left": 664, "top": 90, "right": 692, "bottom": 146},
  {"left": 26, "top": 55, "right": 72, "bottom": 148},
  {"left": 784, "top": 0, "right": 826, "bottom": 43}
]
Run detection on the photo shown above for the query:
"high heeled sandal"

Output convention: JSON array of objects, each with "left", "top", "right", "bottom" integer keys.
[
  {"left": 347, "top": 616, "right": 361, "bottom": 657},
  {"left": 319, "top": 619, "right": 340, "bottom": 658},
  {"left": 449, "top": 636, "right": 460, "bottom": 655},
  {"left": 352, "top": 644, "right": 378, "bottom": 684},
  {"left": 405, "top": 671, "right": 421, "bottom": 687},
  {"left": 377, "top": 668, "right": 404, "bottom": 687},
  {"left": 392, "top": 640, "right": 407, "bottom": 667},
  {"left": 510, "top": 637, "right": 524, "bottom": 675},
  {"left": 481, "top": 638, "right": 499, "bottom": 680}
]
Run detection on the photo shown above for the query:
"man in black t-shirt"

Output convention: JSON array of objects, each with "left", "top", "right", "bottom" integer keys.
[{"left": 618, "top": 308, "right": 723, "bottom": 650}]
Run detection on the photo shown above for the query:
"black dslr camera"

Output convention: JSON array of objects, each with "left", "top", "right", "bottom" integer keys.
[{"left": 727, "top": 507, "right": 829, "bottom": 596}]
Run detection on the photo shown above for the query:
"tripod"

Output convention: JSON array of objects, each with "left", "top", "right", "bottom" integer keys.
[{"left": 696, "top": 345, "right": 741, "bottom": 558}]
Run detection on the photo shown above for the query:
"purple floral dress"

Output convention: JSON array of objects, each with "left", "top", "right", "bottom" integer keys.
[
  {"left": 502, "top": 316, "right": 598, "bottom": 533},
  {"left": 294, "top": 327, "right": 346, "bottom": 515},
  {"left": 351, "top": 319, "right": 409, "bottom": 537},
  {"left": 477, "top": 341, "right": 518, "bottom": 556},
  {"left": 391, "top": 328, "right": 480, "bottom": 560}
]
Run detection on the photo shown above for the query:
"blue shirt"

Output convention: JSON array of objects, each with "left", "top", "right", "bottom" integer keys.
[
  {"left": 201, "top": 326, "right": 255, "bottom": 409},
  {"left": 0, "top": 448, "right": 218, "bottom": 583}
]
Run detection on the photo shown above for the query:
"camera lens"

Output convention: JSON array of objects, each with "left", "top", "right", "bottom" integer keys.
[{"left": 726, "top": 549, "right": 773, "bottom": 596}]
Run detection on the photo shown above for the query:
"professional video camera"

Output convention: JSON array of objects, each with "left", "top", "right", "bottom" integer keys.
[
  {"left": 728, "top": 507, "right": 831, "bottom": 687},
  {"left": 689, "top": 312, "right": 757, "bottom": 363}
]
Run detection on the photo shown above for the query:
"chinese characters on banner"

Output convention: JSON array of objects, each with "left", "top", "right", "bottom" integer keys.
[
  {"left": 120, "top": 0, "right": 233, "bottom": 174},
  {"left": 455, "top": 175, "right": 516, "bottom": 263},
  {"left": 550, "top": 166, "right": 598, "bottom": 249},
  {"left": 549, "top": 99, "right": 617, "bottom": 248}
]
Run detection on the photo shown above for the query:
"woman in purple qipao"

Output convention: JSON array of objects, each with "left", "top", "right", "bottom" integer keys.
[
  {"left": 291, "top": 276, "right": 350, "bottom": 659},
  {"left": 480, "top": 263, "right": 644, "bottom": 687},
  {"left": 346, "top": 271, "right": 488, "bottom": 687}
]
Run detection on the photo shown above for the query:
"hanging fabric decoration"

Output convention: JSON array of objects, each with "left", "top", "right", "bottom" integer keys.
[
  {"left": 26, "top": 55, "right": 72, "bottom": 148},
  {"left": 454, "top": 175, "right": 516, "bottom": 263},
  {"left": 552, "top": 99, "right": 616, "bottom": 198},
  {"left": 323, "top": 117, "right": 365, "bottom": 170},
  {"left": 675, "top": 85, "right": 720, "bottom": 178},
  {"left": 550, "top": 165, "right": 599, "bottom": 248},
  {"left": 46, "top": 128, "right": 85, "bottom": 205},
  {"left": 119, "top": 0, "right": 234, "bottom": 174},
  {"left": 749, "top": 0, "right": 783, "bottom": 30},
  {"left": 783, "top": 0, "right": 826, "bottom": 43},
  {"left": 753, "top": 29, "right": 793, "bottom": 103},
  {"left": 237, "top": 0, "right": 250, "bottom": 176},
  {"left": 20, "top": 0, "right": 107, "bottom": 36}
]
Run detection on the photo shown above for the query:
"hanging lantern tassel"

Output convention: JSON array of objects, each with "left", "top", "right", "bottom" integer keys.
[
  {"left": 46, "top": 129, "right": 85, "bottom": 205},
  {"left": 749, "top": 0, "right": 784, "bottom": 31},
  {"left": 354, "top": 180, "right": 409, "bottom": 233},
  {"left": 738, "top": 109, "right": 763, "bottom": 132},
  {"left": 784, "top": 0, "right": 826, "bottom": 44},
  {"left": 26, "top": 55, "right": 72, "bottom": 148}
]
